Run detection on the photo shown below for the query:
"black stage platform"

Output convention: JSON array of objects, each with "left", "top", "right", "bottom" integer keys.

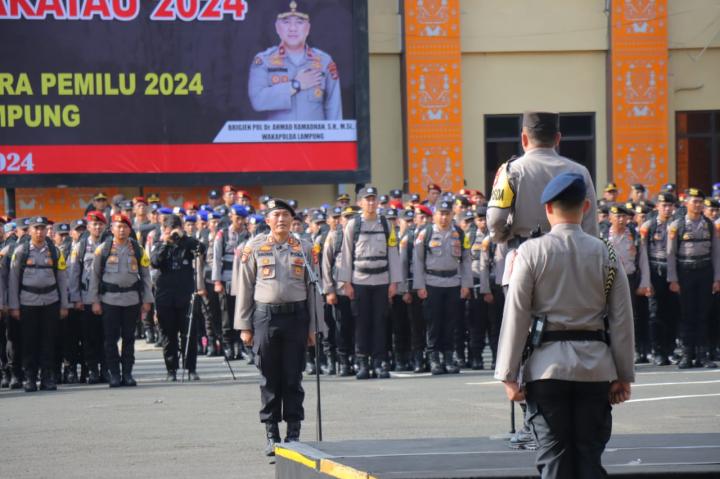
[{"left": 275, "top": 434, "right": 720, "bottom": 479}]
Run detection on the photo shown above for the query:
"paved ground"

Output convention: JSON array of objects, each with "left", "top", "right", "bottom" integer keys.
[{"left": 2, "top": 347, "right": 719, "bottom": 479}]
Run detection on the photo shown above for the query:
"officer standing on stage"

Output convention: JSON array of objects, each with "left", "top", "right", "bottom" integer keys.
[
  {"left": 639, "top": 193, "right": 677, "bottom": 365},
  {"left": 88, "top": 214, "right": 153, "bottom": 387},
  {"left": 152, "top": 214, "right": 206, "bottom": 381},
  {"left": 413, "top": 201, "right": 472, "bottom": 375},
  {"left": 339, "top": 187, "right": 402, "bottom": 380},
  {"left": 667, "top": 188, "right": 720, "bottom": 369},
  {"left": 495, "top": 173, "right": 635, "bottom": 479},
  {"left": 235, "top": 199, "right": 319, "bottom": 456},
  {"left": 487, "top": 112, "right": 598, "bottom": 285},
  {"left": 8, "top": 217, "right": 70, "bottom": 392}
]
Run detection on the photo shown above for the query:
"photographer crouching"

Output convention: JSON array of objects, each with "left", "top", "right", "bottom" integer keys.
[{"left": 151, "top": 214, "right": 207, "bottom": 381}]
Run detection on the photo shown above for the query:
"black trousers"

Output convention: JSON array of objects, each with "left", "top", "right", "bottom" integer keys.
[
  {"left": 81, "top": 306, "right": 104, "bottom": 368},
  {"left": 203, "top": 282, "right": 222, "bottom": 342},
  {"left": 102, "top": 303, "right": 140, "bottom": 375},
  {"left": 332, "top": 295, "right": 354, "bottom": 356},
  {"left": 21, "top": 302, "right": 59, "bottom": 379},
  {"left": 353, "top": 284, "right": 389, "bottom": 358},
  {"left": 423, "top": 286, "right": 460, "bottom": 354},
  {"left": 454, "top": 299, "right": 470, "bottom": 357},
  {"left": 526, "top": 380, "right": 612, "bottom": 479},
  {"left": 648, "top": 265, "right": 676, "bottom": 356},
  {"left": 407, "top": 292, "right": 426, "bottom": 353},
  {"left": 322, "top": 303, "right": 337, "bottom": 355},
  {"left": 0, "top": 315, "right": 7, "bottom": 373},
  {"left": 627, "top": 272, "right": 649, "bottom": 355},
  {"left": 390, "top": 295, "right": 410, "bottom": 355},
  {"left": 220, "top": 292, "right": 237, "bottom": 347},
  {"left": 468, "top": 292, "right": 501, "bottom": 358},
  {"left": 5, "top": 314, "right": 23, "bottom": 378},
  {"left": 157, "top": 302, "right": 197, "bottom": 372},
  {"left": 253, "top": 306, "right": 308, "bottom": 423},
  {"left": 677, "top": 265, "right": 714, "bottom": 350},
  {"left": 61, "top": 308, "right": 82, "bottom": 368}
]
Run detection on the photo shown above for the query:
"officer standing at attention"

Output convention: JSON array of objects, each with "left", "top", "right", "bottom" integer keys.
[
  {"left": 487, "top": 112, "right": 598, "bottom": 286},
  {"left": 8, "top": 217, "right": 70, "bottom": 392},
  {"left": 495, "top": 173, "right": 635, "bottom": 479},
  {"left": 88, "top": 214, "right": 153, "bottom": 388},
  {"left": 638, "top": 193, "right": 677, "bottom": 365},
  {"left": 235, "top": 199, "right": 319, "bottom": 456},
  {"left": 152, "top": 214, "right": 206, "bottom": 381},
  {"left": 339, "top": 187, "right": 402, "bottom": 380},
  {"left": 667, "top": 188, "right": 720, "bottom": 368},
  {"left": 413, "top": 200, "right": 472, "bottom": 375},
  {"left": 248, "top": 2, "right": 342, "bottom": 121}
]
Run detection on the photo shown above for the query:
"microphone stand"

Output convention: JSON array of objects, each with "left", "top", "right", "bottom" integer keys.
[{"left": 296, "top": 233, "right": 323, "bottom": 442}]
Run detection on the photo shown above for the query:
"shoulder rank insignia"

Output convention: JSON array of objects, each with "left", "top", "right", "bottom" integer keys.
[
  {"left": 254, "top": 56, "right": 263, "bottom": 66},
  {"left": 328, "top": 62, "right": 338, "bottom": 80},
  {"left": 241, "top": 245, "right": 252, "bottom": 264}
]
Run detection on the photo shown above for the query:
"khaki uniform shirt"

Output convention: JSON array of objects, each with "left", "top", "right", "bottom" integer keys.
[
  {"left": 68, "top": 235, "right": 101, "bottom": 304},
  {"left": 412, "top": 225, "right": 473, "bottom": 290},
  {"left": 495, "top": 224, "right": 635, "bottom": 384},
  {"left": 0, "top": 243, "right": 11, "bottom": 309},
  {"left": 398, "top": 227, "right": 415, "bottom": 294},
  {"left": 638, "top": 218, "right": 669, "bottom": 289},
  {"left": 487, "top": 148, "right": 598, "bottom": 285},
  {"left": 666, "top": 215, "right": 720, "bottom": 283},
  {"left": 212, "top": 226, "right": 248, "bottom": 287},
  {"left": 87, "top": 241, "right": 153, "bottom": 307},
  {"left": 248, "top": 44, "right": 342, "bottom": 121},
  {"left": 8, "top": 242, "right": 70, "bottom": 309},
  {"left": 338, "top": 216, "right": 402, "bottom": 286},
  {"left": 471, "top": 233, "right": 492, "bottom": 294},
  {"left": 234, "top": 233, "right": 321, "bottom": 332}
]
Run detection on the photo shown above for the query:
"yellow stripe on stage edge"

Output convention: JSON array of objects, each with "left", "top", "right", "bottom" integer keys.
[
  {"left": 274, "top": 446, "right": 317, "bottom": 470},
  {"left": 319, "top": 459, "right": 375, "bottom": 479}
]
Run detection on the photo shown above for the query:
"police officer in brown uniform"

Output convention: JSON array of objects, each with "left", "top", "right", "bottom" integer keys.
[
  {"left": 8, "top": 217, "right": 70, "bottom": 392},
  {"left": 235, "top": 199, "right": 319, "bottom": 456},
  {"left": 413, "top": 201, "right": 472, "bottom": 375},
  {"left": 88, "top": 214, "right": 153, "bottom": 387},
  {"left": 667, "top": 188, "right": 720, "bottom": 368}
]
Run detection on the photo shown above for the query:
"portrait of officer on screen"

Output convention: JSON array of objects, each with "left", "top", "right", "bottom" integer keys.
[{"left": 247, "top": 1, "right": 342, "bottom": 121}]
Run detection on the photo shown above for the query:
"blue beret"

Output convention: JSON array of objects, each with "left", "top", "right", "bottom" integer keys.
[
  {"left": 541, "top": 173, "right": 586, "bottom": 204},
  {"left": 198, "top": 211, "right": 209, "bottom": 222},
  {"left": 158, "top": 207, "right": 173, "bottom": 215},
  {"left": 184, "top": 215, "right": 197, "bottom": 223},
  {"left": 199, "top": 204, "right": 213, "bottom": 212},
  {"left": 172, "top": 207, "right": 186, "bottom": 215},
  {"left": 230, "top": 204, "right": 249, "bottom": 217},
  {"left": 249, "top": 214, "right": 265, "bottom": 225}
]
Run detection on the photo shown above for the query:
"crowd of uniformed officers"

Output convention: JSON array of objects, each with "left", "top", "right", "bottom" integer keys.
[{"left": 0, "top": 177, "right": 719, "bottom": 444}]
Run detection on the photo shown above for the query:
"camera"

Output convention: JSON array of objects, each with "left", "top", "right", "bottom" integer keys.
[{"left": 170, "top": 231, "right": 181, "bottom": 242}]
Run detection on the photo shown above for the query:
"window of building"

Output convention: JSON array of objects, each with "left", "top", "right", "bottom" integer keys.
[
  {"left": 483, "top": 113, "right": 596, "bottom": 194},
  {"left": 676, "top": 111, "right": 720, "bottom": 193}
]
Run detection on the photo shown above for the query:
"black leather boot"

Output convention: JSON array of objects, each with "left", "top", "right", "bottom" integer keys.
[
  {"left": 40, "top": 371, "right": 57, "bottom": 391},
  {"left": 678, "top": 347, "right": 694, "bottom": 369},
  {"left": 0, "top": 370, "right": 10, "bottom": 388},
  {"left": 264, "top": 422, "right": 281, "bottom": 457},
  {"left": 373, "top": 358, "right": 389, "bottom": 379},
  {"left": 206, "top": 337, "right": 218, "bottom": 356},
  {"left": 697, "top": 348, "right": 718, "bottom": 369},
  {"left": 430, "top": 352, "right": 445, "bottom": 375},
  {"left": 355, "top": 355, "right": 370, "bottom": 380},
  {"left": 122, "top": 365, "right": 137, "bottom": 387},
  {"left": 324, "top": 352, "right": 337, "bottom": 375},
  {"left": 86, "top": 364, "right": 101, "bottom": 384},
  {"left": 9, "top": 374, "right": 23, "bottom": 390},
  {"left": 108, "top": 370, "right": 122, "bottom": 388},
  {"left": 471, "top": 349, "right": 484, "bottom": 370},
  {"left": 285, "top": 421, "right": 301, "bottom": 442},
  {"left": 166, "top": 370, "right": 177, "bottom": 382},
  {"left": 337, "top": 354, "right": 353, "bottom": 377},
  {"left": 445, "top": 351, "right": 460, "bottom": 374}
]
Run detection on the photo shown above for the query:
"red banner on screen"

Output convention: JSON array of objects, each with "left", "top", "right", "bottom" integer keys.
[{"left": 0, "top": 143, "right": 357, "bottom": 174}]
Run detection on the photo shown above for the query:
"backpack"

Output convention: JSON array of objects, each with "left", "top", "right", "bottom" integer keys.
[
  {"left": 351, "top": 215, "right": 397, "bottom": 264},
  {"left": 96, "top": 237, "right": 146, "bottom": 299},
  {"left": 15, "top": 236, "right": 64, "bottom": 295},
  {"left": 421, "top": 223, "right": 466, "bottom": 259}
]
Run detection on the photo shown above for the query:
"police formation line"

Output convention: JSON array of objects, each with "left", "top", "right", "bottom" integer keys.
[{"left": 0, "top": 181, "right": 718, "bottom": 437}]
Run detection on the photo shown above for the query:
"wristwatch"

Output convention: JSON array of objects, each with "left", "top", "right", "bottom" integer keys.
[{"left": 291, "top": 79, "right": 301, "bottom": 93}]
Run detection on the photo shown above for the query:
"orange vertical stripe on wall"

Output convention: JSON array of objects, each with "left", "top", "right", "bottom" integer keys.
[
  {"left": 403, "top": 0, "right": 464, "bottom": 196},
  {"left": 611, "top": 0, "right": 669, "bottom": 199}
]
